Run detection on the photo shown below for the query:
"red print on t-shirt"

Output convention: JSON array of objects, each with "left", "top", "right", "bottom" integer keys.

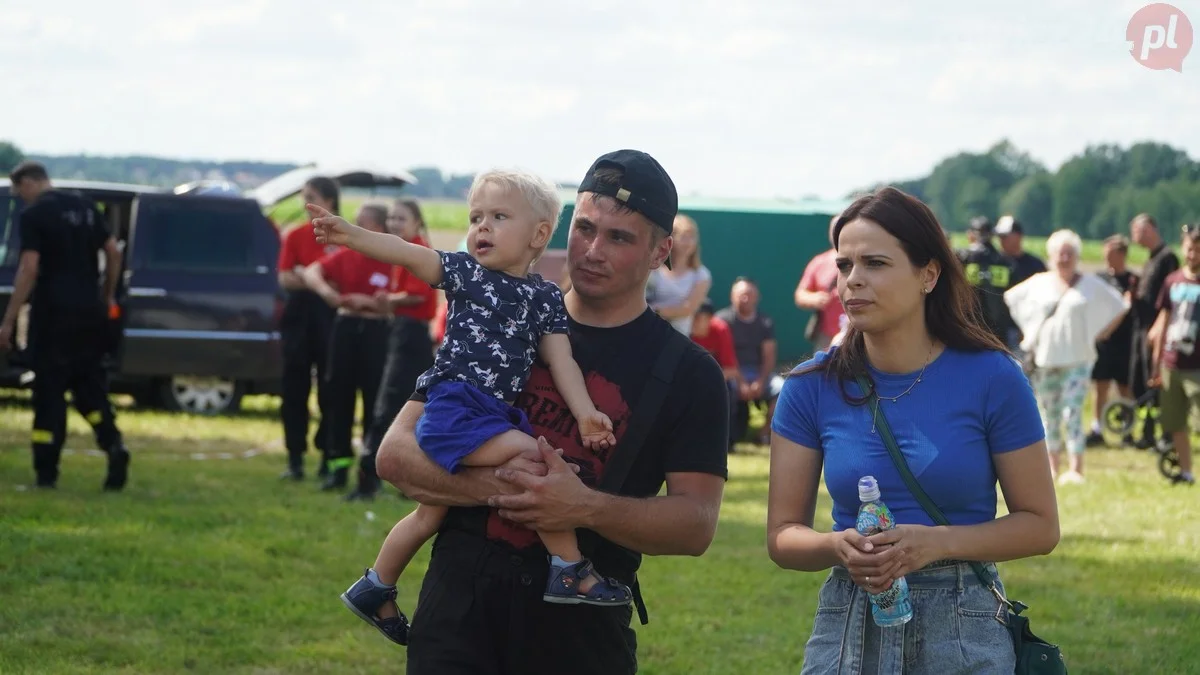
[{"left": 486, "top": 365, "right": 632, "bottom": 547}]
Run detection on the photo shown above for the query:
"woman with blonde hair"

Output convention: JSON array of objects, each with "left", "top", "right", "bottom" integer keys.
[
  {"left": 1004, "top": 228, "right": 1128, "bottom": 484},
  {"left": 648, "top": 214, "right": 712, "bottom": 334}
]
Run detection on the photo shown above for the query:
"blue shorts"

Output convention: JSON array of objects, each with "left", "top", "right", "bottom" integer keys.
[{"left": 416, "top": 380, "right": 535, "bottom": 474}]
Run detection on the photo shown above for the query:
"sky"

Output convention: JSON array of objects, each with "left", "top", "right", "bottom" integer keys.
[{"left": 3, "top": 0, "right": 1198, "bottom": 201}]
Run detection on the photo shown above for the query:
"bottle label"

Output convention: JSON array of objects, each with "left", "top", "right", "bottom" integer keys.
[
  {"left": 855, "top": 502, "right": 895, "bottom": 536},
  {"left": 873, "top": 580, "right": 902, "bottom": 609}
]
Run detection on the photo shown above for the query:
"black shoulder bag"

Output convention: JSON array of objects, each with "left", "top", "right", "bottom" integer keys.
[
  {"left": 854, "top": 373, "right": 1067, "bottom": 675},
  {"left": 580, "top": 328, "right": 691, "bottom": 625}
]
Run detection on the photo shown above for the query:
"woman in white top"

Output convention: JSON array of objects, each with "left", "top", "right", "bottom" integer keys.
[
  {"left": 1004, "top": 229, "right": 1128, "bottom": 484},
  {"left": 648, "top": 214, "right": 712, "bottom": 334}
]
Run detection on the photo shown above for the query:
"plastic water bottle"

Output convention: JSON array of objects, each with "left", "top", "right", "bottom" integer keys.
[{"left": 855, "top": 476, "right": 914, "bottom": 627}]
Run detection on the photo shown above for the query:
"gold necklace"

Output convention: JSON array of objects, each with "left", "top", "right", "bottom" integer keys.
[{"left": 870, "top": 342, "right": 935, "bottom": 434}]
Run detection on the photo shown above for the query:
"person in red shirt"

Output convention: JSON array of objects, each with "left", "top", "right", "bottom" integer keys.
[
  {"left": 277, "top": 176, "right": 342, "bottom": 481},
  {"left": 347, "top": 198, "right": 440, "bottom": 500},
  {"left": 793, "top": 215, "right": 847, "bottom": 352},
  {"left": 691, "top": 301, "right": 742, "bottom": 449},
  {"left": 302, "top": 202, "right": 395, "bottom": 491}
]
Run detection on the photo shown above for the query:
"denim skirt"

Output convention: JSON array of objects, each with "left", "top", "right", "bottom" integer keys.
[{"left": 799, "top": 560, "right": 1016, "bottom": 675}]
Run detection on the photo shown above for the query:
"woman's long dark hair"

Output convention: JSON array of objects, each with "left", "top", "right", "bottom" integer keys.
[
  {"left": 305, "top": 176, "right": 341, "bottom": 216},
  {"left": 794, "top": 186, "right": 1007, "bottom": 403}
]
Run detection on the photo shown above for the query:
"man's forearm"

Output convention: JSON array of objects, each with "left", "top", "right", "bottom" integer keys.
[
  {"left": 104, "top": 251, "right": 121, "bottom": 303},
  {"left": 375, "top": 403, "right": 507, "bottom": 506},
  {"left": 580, "top": 490, "right": 718, "bottom": 557},
  {"left": 2, "top": 264, "right": 36, "bottom": 326},
  {"left": 278, "top": 269, "right": 307, "bottom": 290}
]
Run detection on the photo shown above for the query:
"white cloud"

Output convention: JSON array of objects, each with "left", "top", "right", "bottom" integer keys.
[{"left": 3, "top": 0, "right": 1199, "bottom": 199}]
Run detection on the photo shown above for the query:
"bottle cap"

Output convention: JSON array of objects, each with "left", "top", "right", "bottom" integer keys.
[{"left": 858, "top": 476, "right": 881, "bottom": 502}]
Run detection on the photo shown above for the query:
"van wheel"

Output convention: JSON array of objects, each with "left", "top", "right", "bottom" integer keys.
[{"left": 160, "top": 376, "right": 244, "bottom": 415}]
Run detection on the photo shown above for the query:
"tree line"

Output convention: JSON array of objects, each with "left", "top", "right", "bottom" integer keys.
[
  {"left": 4, "top": 138, "right": 1198, "bottom": 242},
  {"left": 866, "top": 139, "right": 1200, "bottom": 242}
]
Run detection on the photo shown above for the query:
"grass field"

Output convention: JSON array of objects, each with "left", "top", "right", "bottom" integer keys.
[{"left": 1, "top": 392, "right": 1198, "bottom": 674}]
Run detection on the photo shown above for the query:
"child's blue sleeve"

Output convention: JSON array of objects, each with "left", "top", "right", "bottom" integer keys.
[
  {"left": 984, "top": 353, "right": 1046, "bottom": 454},
  {"left": 435, "top": 251, "right": 477, "bottom": 296},
  {"left": 539, "top": 283, "right": 570, "bottom": 336}
]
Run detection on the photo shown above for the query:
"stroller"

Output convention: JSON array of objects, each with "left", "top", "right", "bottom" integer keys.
[{"left": 1102, "top": 386, "right": 1185, "bottom": 481}]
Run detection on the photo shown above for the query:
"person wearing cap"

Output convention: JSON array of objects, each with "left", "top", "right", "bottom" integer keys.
[
  {"left": 956, "top": 215, "right": 1012, "bottom": 344},
  {"left": 994, "top": 215, "right": 1046, "bottom": 287},
  {"left": 372, "top": 150, "right": 729, "bottom": 674},
  {"left": 992, "top": 215, "right": 1047, "bottom": 353}
]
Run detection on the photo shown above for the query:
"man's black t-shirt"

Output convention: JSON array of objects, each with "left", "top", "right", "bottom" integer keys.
[
  {"left": 1135, "top": 243, "right": 1181, "bottom": 329},
  {"left": 18, "top": 189, "right": 111, "bottom": 312},
  {"left": 413, "top": 307, "right": 730, "bottom": 584},
  {"left": 1007, "top": 251, "right": 1047, "bottom": 288},
  {"left": 1096, "top": 269, "right": 1139, "bottom": 350}
]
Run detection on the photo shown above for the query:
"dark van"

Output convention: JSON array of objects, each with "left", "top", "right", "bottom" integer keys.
[{"left": 0, "top": 179, "right": 283, "bottom": 414}]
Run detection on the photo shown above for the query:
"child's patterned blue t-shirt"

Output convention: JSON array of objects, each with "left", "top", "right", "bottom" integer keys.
[{"left": 415, "top": 251, "right": 570, "bottom": 402}]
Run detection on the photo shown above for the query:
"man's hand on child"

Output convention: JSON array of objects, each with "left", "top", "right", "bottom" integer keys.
[
  {"left": 579, "top": 410, "right": 616, "bottom": 451},
  {"left": 306, "top": 203, "right": 356, "bottom": 246}
]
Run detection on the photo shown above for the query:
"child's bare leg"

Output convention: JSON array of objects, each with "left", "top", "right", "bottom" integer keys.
[
  {"left": 460, "top": 429, "right": 539, "bottom": 467},
  {"left": 369, "top": 503, "right": 447, "bottom": 619},
  {"left": 539, "top": 528, "right": 599, "bottom": 594}
]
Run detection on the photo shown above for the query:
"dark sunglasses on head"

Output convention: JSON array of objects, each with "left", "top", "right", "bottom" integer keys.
[{"left": 1184, "top": 223, "right": 1200, "bottom": 235}]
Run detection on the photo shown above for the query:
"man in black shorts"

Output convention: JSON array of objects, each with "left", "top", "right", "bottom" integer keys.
[
  {"left": 1130, "top": 213, "right": 1180, "bottom": 448},
  {"left": 1087, "top": 235, "right": 1139, "bottom": 447},
  {"left": 0, "top": 161, "right": 130, "bottom": 490},
  {"left": 373, "top": 150, "right": 729, "bottom": 674}
]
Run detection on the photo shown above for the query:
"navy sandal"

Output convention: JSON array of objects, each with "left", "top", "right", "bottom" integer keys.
[
  {"left": 340, "top": 569, "right": 410, "bottom": 646},
  {"left": 543, "top": 559, "right": 633, "bottom": 607}
]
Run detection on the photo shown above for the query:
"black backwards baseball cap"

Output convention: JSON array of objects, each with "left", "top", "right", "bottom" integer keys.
[{"left": 577, "top": 148, "right": 678, "bottom": 236}]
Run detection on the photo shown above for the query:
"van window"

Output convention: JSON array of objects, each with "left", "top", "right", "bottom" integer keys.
[
  {"left": 137, "top": 198, "right": 261, "bottom": 273},
  {"left": 0, "top": 194, "right": 14, "bottom": 267}
]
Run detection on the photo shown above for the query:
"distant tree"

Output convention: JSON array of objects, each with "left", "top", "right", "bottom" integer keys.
[
  {"left": 999, "top": 171, "right": 1055, "bottom": 236},
  {"left": 0, "top": 141, "right": 24, "bottom": 173}
]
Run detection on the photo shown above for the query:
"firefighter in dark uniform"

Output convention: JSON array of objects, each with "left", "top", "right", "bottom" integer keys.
[
  {"left": 956, "top": 216, "right": 1013, "bottom": 344},
  {"left": 344, "top": 198, "right": 438, "bottom": 501},
  {"left": 277, "top": 177, "right": 341, "bottom": 480},
  {"left": 301, "top": 202, "right": 394, "bottom": 491},
  {"left": 0, "top": 162, "right": 130, "bottom": 490}
]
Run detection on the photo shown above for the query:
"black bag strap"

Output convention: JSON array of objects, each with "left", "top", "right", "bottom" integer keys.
[
  {"left": 598, "top": 328, "right": 689, "bottom": 492},
  {"left": 590, "top": 327, "right": 689, "bottom": 626},
  {"left": 853, "top": 373, "right": 1028, "bottom": 619}
]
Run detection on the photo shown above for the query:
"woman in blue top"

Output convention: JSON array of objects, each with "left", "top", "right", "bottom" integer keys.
[{"left": 768, "top": 187, "right": 1061, "bottom": 674}]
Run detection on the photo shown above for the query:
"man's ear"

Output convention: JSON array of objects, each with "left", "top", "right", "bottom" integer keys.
[
  {"left": 531, "top": 220, "right": 554, "bottom": 251},
  {"left": 651, "top": 235, "right": 673, "bottom": 270}
]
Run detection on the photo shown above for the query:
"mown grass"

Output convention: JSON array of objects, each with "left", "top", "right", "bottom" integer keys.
[
  {"left": 1, "top": 393, "right": 1197, "bottom": 674},
  {"left": 947, "top": 232, "right": 1151, "bottom": 266},
  {"left": 268, "top": 196, "right": 470, "bottom": 233}
]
